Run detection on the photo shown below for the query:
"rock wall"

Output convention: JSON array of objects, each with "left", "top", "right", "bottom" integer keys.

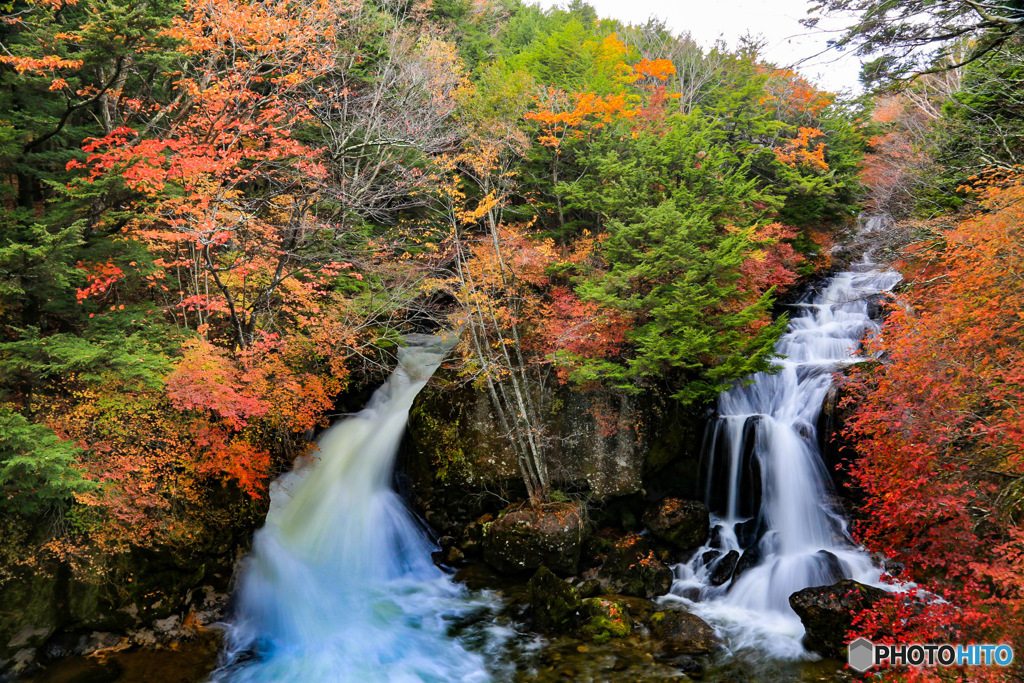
[
  {"left": 401, "top": 378, "right": 708, "bottom": 529},
  {"left": 0, "top": 488, "right": 264, "bottom": 679}
]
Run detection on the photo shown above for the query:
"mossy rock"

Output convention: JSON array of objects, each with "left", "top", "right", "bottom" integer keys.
[
  {"left": 580, "top": 598, "right": 633, "bottom": 644},
  {"left": 527, "top": 566, "right": 581, "bottom": 631},
  {"left": 483, "top": 503, "right": 584, "bottom": 576},
  {"left": 642, "top": 498, "right": 709, "bottom": 550},
  {"left": 596, "top": 534, "right": 673, "bottom": 599}
]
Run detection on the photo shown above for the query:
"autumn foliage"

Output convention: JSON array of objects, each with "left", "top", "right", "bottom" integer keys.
[{"left": 843, "top": 168, "right": 1024, "bottom": 675}]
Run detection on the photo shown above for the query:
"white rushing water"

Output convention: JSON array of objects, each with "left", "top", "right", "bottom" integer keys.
[
  {"left": 211, "top": 334, "right": 499, "bottom": 683},
  {"left": 664, "top": 218, "right": 903, "bottom": 659}
]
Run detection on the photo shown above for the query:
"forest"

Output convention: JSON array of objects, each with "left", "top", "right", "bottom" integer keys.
[{"left": 0, "top": 0, "right": 1022, "bottom": 680}]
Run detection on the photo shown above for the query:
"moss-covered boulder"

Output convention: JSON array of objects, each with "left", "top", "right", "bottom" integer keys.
[
  {"left": 596, "top": 534, "right": 673, "bottom": 599},
  {"left": 642, "top": 498, "right": 709, "bottom": 550},
  {"left": 580, "top": 597, "right": 634, "bottom": 644},
  {"left": 483, "top": 503, "right": 584, "bottom": 576},
  {"left": 648, "top": 608, "right": 721, "bottom": 656},
  {"left": 527, "top": 566, "right": 581, "bottom": 630}
]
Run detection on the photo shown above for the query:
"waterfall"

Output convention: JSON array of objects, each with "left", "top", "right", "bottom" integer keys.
[
  {"left": 210, "top": 334, "right": 495, "bottom": 682},
  {"left": 666, "top": 217, "right": 902, "bottom": 658}
]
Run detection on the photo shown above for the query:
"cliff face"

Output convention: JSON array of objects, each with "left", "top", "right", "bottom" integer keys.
[
  {"left": 0, "top": 488, "right": 263, "bottom": 678},
  {"left": 401, "top": 379, "right": 708, "bottom": 525}
]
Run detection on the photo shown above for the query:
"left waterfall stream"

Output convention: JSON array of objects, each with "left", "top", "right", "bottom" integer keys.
[{"left": 209, "top": 333, "right": 503, "bottom": 683}]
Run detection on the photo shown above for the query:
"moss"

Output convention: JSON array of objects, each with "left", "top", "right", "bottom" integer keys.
[{"left": 580, "top": 598, "right": 633, "bottom": 643}]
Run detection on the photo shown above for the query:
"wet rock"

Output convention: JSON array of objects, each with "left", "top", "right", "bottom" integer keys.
[
  {"left": 709, "top": 550, "right": 739, "bottom": 586},
  {"left": 597, "top": 535, "right": 674, "bottom": 599},
  {"left": 576, "top": 579, "right": 603, "bottom": 599},
  {"left": 648, "top": 608, "right": 721, "bottom": 656},
  {"left": 483, "top": 503, "right": 584, "bottom": 576},
  {"left": 730, "top": 543, "right": 762, "bottom": 583},
  {"left": 708, "top": 524, "right": 723, "bottom": 549},
  {"left": 813, "top": 549, "right": 847, "bottom": 585},
  {"left": 443, "top": 545, "right": 465, "bottom": 565},
  {"left": 528, "top": 567, "right": 581, "bottom": 630},
  {"left": 642, "top": 499, "right": 709, "bottom": 550},
  {"left": 458, "top": 513, "right": 492, "bottom": 558},
  {"left": 884, "top": 559, "right": 905, "bottom": 577},
  {"left": 580, "top": 598, "right": 634, "bottom": 644},
  {"left": 700, "top": 549, "right": 721, "bottom": 567},
  {"left": 735, "top": 517, "right": 763, "bottom": 549},
  {"left": 789, "top": 579, "right": 888, "bottom": 659}
]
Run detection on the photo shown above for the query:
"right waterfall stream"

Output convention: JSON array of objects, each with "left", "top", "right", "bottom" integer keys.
[{"left": 667, "top": 217, "right": 903, "bottom": 659}]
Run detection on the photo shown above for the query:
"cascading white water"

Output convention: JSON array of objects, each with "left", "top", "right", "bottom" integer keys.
[
  {"left": 210, "top": 334, "right": 498, "bottom": 682},
  {"left": 665, "top": 217, "right": 902, "bottom": 658}
]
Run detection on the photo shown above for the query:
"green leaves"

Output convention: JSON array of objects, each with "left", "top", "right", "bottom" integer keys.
[{"left": 0, "top": 407, "right": 94, "bottom": 516}]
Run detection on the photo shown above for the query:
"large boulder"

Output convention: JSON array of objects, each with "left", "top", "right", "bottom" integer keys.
[
  {"left": 648, "top": 608, "right": 721, "bottom": 656},
  {"left": 642, "top": 499, "right": 709, "bottom": 550},
  {"left": 483, "top": 503, "right": 584, "bottom": 576},
  {"left": 597, "top": 534, "right": 673, "bottom": 599},
  {"left": 789, "top": 579, "right": 888, "bottom": 659},
  {"left": 528, "top": 567, "right": 581, "bottom": 630}
]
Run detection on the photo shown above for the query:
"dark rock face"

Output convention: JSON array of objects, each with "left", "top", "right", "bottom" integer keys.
[
  {"left": 709, "top": 550, "right": 739, "bottom": 586},
  {"left": 789, "top": 579, "right": 888, "bottom": 659},
  {"left": 731, "top": 543, "right": 762, "bottom": 583},
  {"left": 648, "top": 609, "right": 721, "bottom": 656},
  {"left": 483, "top": 503, "right": 584, "bottom": 576},
  {"left": 528, "top": 567, "right": 581, "bottom": 630},
  {"left": 596, "top": 535, "right": 674, "bottom": 599},
  {"left": 642, "top": 499, "right": 709, "bottom": 550}
]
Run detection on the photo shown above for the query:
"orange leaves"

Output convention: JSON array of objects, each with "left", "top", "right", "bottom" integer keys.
[
  {"left": 526, "top": 87, "right": 639, "bottom": 148},
  {"left": 626, "top": 58, "right": 676, "bottom": 84},
  {"left": 166, "top": 339, "right": 271, "bottom": 430},
  {"left": 774, "top": 127, "right": 828, "bottom": 172},
  {"left": 0, "top": 54, "right": 83, "bottom": 74},
  {"left": 75, "top": 259, "right": 125, "bottom": 301},
  {"left": 758, "top": 66, "right": 833, "bottom": 120}
]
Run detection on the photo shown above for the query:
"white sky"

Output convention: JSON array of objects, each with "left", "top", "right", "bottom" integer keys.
[{"left": 534, "top": 0, "right": 864, "bottom": 94}]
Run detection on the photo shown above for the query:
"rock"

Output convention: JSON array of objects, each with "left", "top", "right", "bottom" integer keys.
[
  {"left": 580, "top": 598, "right": 634, "bottom": 644},
  {"left": 642, "top": 499, "right": 709, "bottom": 550},
  {"left": 735, "top": 517, "right": 763, "bottom": 549},
  {"left": 576, "top": 579, "right": 603, "bottom": 599},
  {"left": 700, "top": 549, "right": 720, "bottom": 567},
  {"left": 483, "top": 503, "right": 584, "bottom": 576},
  {"left": 789, "top": 579, "right": 888, "bottom": 659},
  {"left": 648, "top": 609, "right": 721, "bottom": 656},
  {"left": 443, "top": 545, "right": 465, "bottom": 565},
  {"left": 884, "top": 559, "right": 905, "bottom": 577},
  {"left": 709, "top": 550, "right": 739, "bottom": 586},
  {"left": 597, "top": 534, "right": 674, "bottom": 599},
  {"left": 731, "top": 543, "right": 761, "bottom": 583},
  {"left": 528, "top": 567, "right": 581, "bottom": 630}
]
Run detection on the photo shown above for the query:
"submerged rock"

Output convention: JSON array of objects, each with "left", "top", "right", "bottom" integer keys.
[
  {"left": 483, "top": 503, "right": 584, "bottom": 576},
  {"left": 596, "top": 534, "right": 673, "bottom": 599},
  {"left": 789, "top": 579, "right": 888, "bottom": 659},
  {"left": 642, "top": 498, "right": 709, "bottom": 550},
  {"left": 528, "top": 567, "right": 581, "bottom": 630},
  {"left": 648, "top": 609, "right": 721, "bottom": 656}
]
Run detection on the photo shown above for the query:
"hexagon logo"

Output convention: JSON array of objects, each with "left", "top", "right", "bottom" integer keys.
[{"left": 848, "top": 637, "right": 875, "bottom": 672}]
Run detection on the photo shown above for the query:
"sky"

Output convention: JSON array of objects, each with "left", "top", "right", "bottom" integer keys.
[{"left": 533, "top": 0, "right": 865, "bottom": 94}]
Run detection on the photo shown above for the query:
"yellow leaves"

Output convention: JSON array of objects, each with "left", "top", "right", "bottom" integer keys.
[{"left": 457, "top": 190, "right": 500, "bottom": 225}]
